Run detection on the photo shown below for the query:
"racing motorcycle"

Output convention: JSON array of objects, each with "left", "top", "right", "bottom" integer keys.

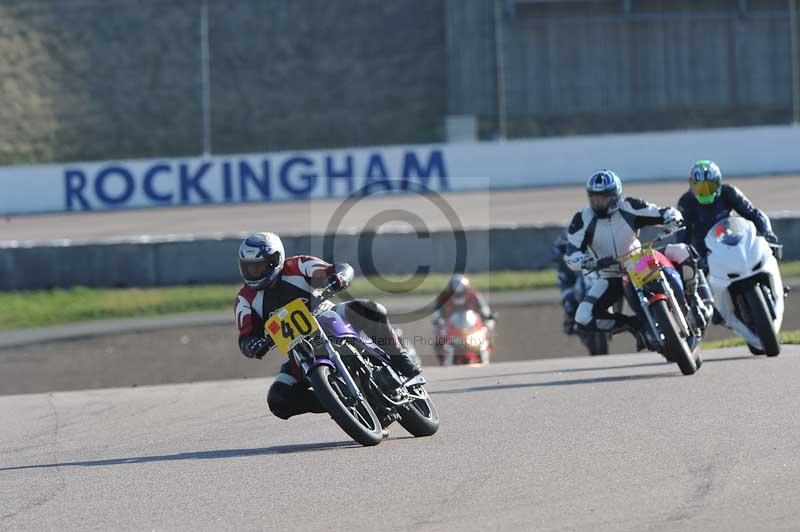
[
  {"left": 615, "top": 230, "right": 707, "bottom": 375},
  {"left": 265, "top": 283, "right": 439, "bottom": 446},
  {"left": 436, "top": 310, "right": 493, "bottom": 366},
  {"left": 704, "top": 217, "right": 784, "bottom": 356}
]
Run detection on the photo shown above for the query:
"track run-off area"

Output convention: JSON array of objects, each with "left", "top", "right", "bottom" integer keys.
[
  {"left": 2, "top": 175, "right": 799, "bottom": 244},
  {"left": 2, "top": 347, "right": 800, "bottom": 531}
]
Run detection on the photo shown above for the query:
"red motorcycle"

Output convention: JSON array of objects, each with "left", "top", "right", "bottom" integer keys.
[{"left": 436, "top": 310, "right": 493, "bottom": 366}]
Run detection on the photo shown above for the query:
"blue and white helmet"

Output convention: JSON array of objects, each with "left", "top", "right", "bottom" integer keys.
[
  {"left": 238, "top": 232, "right": 285, "bottom": 289},
  {"left": 586, "top": 170, "right": 623, "bottom": 217}
]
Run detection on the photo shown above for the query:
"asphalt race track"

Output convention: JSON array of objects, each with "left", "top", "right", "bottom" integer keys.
[
  {"left": 2, "top": 175, "right": 799, "bottom": 243},
  {"left": 2, "top": 347, "right": 799, "bottom": 531},
  {"left": 2, "top": 176, "right": 799, "bottom": 531}
]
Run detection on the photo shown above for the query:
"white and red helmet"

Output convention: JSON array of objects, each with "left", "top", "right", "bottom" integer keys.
[{"left": 237, "top": 232, "right": 285, "bottom": 289}]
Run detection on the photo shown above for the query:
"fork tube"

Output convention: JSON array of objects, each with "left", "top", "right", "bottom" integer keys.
[
  {"left": 662, "top": 281, "right": 691, "bottom": 337},
  {"left": 638, "top": 289, "right": 663, "bottom": 348},
  {"left": 317, "top": 327, "right": 363, "bottom": 399}
]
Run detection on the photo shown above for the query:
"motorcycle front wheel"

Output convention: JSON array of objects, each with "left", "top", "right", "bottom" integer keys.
[
  {"left": 309, "top": 365, "right": 383, "bottom": 446},
  {"left": 742, "top": 286, "right": 780, "bottom": 357},
  {"left": 650, "top": 299, "right": 698, "bottom": 376}
]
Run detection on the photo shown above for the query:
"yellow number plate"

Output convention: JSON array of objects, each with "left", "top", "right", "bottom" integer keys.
[
  {"left": 622, "top": 250, "right": 657, "bottom": 288},
  {"left": 265, "top": 299, "right": 319, "bottom": 354}
]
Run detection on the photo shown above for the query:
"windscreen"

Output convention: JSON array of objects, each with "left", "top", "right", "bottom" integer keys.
[
  {"left": 449, "top": 310, "right": 479, "bottom": 329},
  {"left": 708, "top": 217, "right": 749, "bottom": 247}
]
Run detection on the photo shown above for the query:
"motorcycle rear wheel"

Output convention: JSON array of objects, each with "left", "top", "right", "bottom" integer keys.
[
  {"left": 650, "top": 299, "right": 698, "bottom": 376},
  {"left": 309, "top": 365, "right": 383, "bottom": 446},
  {"left": 398, "top": 385, "right": 440, "bottom": 437},
  {"left": 743, "top": 286, "right": 780, "bottom": 357}
]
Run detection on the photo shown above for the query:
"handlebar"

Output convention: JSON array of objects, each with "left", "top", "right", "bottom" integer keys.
[
  {"left": 314, "top": 281, "right": 339, "bottom": 302},
  {"left": 650, "top": 225, "right": 683, "bottom": 245},
  {"left": 581, "top": 226, "right": 683, "bottom": 273},
  {"left": 769, "top": 242, "right": 784, "bottom": 261}
]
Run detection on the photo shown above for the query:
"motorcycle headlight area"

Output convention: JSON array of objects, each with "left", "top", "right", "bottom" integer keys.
[{"left": 713, "top": 219, "right": 746, "bottom": 246}]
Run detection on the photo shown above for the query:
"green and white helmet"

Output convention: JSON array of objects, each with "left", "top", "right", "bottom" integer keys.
[{"left": 689, "top": 160, "right": 722, "bottom": 205}]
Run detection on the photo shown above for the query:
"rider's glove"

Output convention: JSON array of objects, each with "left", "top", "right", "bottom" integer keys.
[
  {"left": 327, "top": 272, "right": 351, "bottom": 291},
  {"left": 596, "top": 257, "right": 616, "bottom": 269},
  {"left": 764, "top": 231, "right": 779, "bottom": 244},
  {"left": 242, "top": 336, "right": 272, "bottom": 359},
  {"left": 580, "top": 254, "right": 598, "bottom": 270},
  {"left": 662, "top": 208, "right": 684, "bottom": 231}
]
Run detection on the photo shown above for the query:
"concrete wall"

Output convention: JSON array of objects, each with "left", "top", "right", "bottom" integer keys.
[
  {"left": 451, "top": 0, "right": 797, "bottom": 138},
  {"left": 4, "top": 124, "right": 800, "bottom": 216},
  {"left": 0, "top": 0, "right": 445, "bottom": 165},
  {"left": 2, "top": 219, "right": 798, "bottom": 291},
  {"left": 1, "top": 0, "right": 796, "bottom": 165}
]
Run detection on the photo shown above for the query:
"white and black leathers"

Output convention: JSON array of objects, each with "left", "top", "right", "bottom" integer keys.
[
  {"left": 564, "top": 198, "right": 675, "bottom": 332},
  {"left": 565, "top": 197, "right": 670, "bottom": 277}
]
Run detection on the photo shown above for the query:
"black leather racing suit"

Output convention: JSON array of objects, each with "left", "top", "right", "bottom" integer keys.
[{"left": 677, "top": 184, "right": 774, "bottom": 257}]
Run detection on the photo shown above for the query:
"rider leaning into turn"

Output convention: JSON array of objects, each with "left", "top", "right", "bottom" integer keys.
[
  {"left": 234, "top": 232, "right": 421, "bottom": 420},
  {"left": 678, "top": 160, "right": 778, "bottom": 258},
  {"left": 564, "top": 171, "right": 701, "bottom": 347}
]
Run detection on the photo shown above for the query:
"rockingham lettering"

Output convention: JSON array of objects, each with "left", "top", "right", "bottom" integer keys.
[{"left": 62, "top": 149, "right": 449, "bottom": 211}]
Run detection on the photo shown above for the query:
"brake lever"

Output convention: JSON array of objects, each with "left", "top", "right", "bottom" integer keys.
[{"left": 652, "top": 225, "right": 683, "bottom": 245}]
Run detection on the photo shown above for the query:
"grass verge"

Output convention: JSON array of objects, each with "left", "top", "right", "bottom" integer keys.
[
  {"left": 0, "top": 270, "right": 557, "bottom": 331},
  {"left": 1, "top": 260, "right": 797, "bottom": 332}
]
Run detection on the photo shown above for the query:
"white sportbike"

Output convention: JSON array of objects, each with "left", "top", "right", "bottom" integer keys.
[{"left": 705, "top": 217, "right": 784, "bottom": 356}]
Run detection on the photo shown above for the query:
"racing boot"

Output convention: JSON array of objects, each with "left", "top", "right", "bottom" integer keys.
[
  {"left": 614, "top": 315, "right": 649, "bottom": 352},
  {"left": 562, "top": 313, "right": 575, "bottom": 335},
  {"left": 695, "top": 269, "right": 715, "bottom": 322},
  {"left": 680, "top": 260, "right": 711, "bottom": 332},
  {"left": 631, "top": 327, "right": 651, "bottom": 353},
  {"left": 696, "top": 269, "right": 714, "bottom": 307},
  {"left": 385, "top": 328, "right": 422, "bottom": 381},
  {"left": 630, "top": 320, "right": 653, "bottom": 353},
  {"left": 687, "top": 298, "right": 709, "bottom": 333}
]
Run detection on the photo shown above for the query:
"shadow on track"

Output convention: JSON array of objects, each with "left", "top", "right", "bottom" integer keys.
[
  {"left": 703, "top": 355, "right": 753, "bottom": 364},
  {"left": 433, "top": 361, "right": 669, "bottom": 383},
  {"left": 432, "top": 371, "right": 677, "bottom": 395},
  {"left": 0, "top": 439, "right": 399, "bottom": 472},
  {"left": 432, "top": 354, "right": 755, "bottom": 386}
]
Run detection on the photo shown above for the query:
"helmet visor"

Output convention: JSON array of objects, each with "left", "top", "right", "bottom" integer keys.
[
  {"left": 690, "top": 180, "right": 719, "bottom": 204},
  {"left": 238, "top": 252, "right": 281, "bottom": 283},
  {"left": 690, "top": 180, "right": 719, "bottom": 198},
  {"left": 589, "top": 194, "right": 615, "bottom": 213},
  {"left": 239, "top": 261, "right": 269, "bottom": 282}
]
